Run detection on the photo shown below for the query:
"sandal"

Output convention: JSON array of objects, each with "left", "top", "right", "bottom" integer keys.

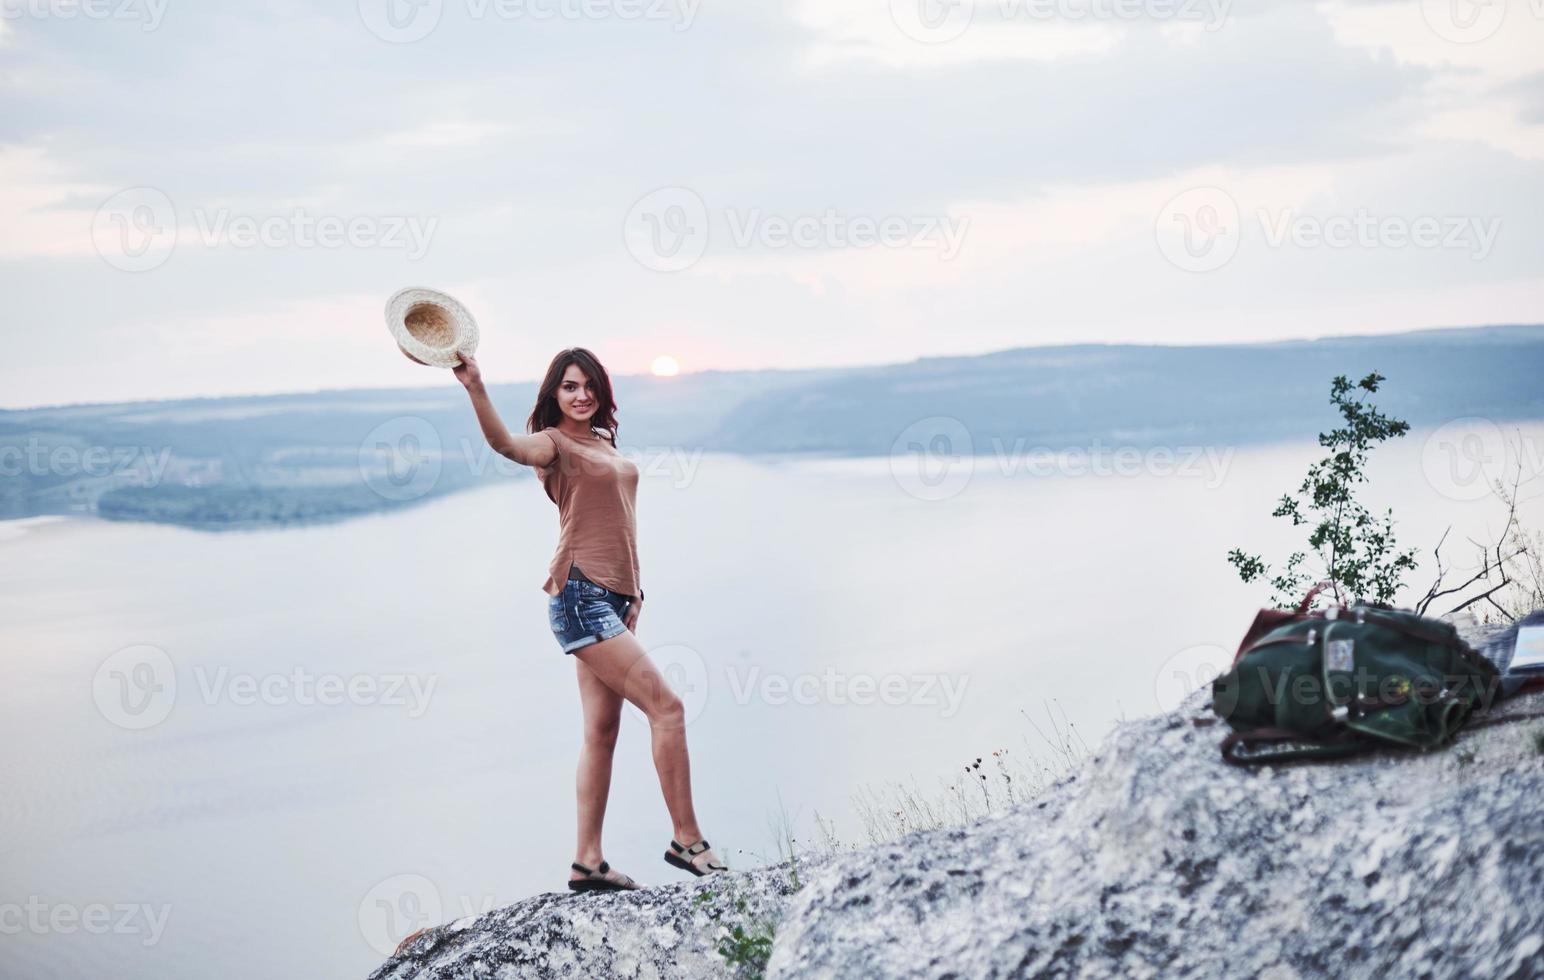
[
  {"left": 664, "top": 838, "right": 728, "bottom": 876},
  {"left": 568, "top": 859, "right": 640, "bottom": 892}
]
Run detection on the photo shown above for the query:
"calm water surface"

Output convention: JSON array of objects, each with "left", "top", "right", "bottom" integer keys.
[{"left": 3, "top": 424, "right": 1541, "bottom": 979}]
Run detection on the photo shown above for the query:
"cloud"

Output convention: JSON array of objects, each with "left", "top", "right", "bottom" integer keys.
[
  {"left": 0, "top": 143, "right": 117, "bottom": 259},
  {"left": 0, "top": 0, "right": 1540, "bottom": 407},
  {"left": 1322, "top": 0, "right": 1544, "bottom": 159}
]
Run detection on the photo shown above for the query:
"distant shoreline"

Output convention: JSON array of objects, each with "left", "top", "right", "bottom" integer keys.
[
  {"left": 5, "top": 327, "right": 1542, "bottom": 532},
  {"left": 6, "top": 419, "right": 1544, "bottom": 535}
]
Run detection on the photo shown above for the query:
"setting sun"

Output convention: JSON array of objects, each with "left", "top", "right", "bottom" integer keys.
[{"left": 650, "top": 355, "right": 680, "bottom": 377}]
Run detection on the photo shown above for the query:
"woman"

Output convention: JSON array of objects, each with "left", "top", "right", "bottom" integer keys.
[{"left": 453, "top": 346, "right": 728, "bottom": 892}]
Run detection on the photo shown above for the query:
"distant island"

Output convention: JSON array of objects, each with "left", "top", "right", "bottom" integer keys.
[{"left": 2, "top": 325, "right": 1542, "bottom": 530}]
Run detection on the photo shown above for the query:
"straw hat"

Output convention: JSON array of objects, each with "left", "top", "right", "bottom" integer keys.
[{"left": 385, "top": 287, "right": 480, "bottom": 368}]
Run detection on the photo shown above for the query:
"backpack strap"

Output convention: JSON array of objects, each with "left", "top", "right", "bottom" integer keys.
[
  {"left": 1296, "top": 581, "right": 1333, "bottom": 614},
  {"left": 1230, "top": 582, "right": 1342, "bottom": 665},
  {"left": 1220, "top": 726, "right": 1368, "bottom": 765}
]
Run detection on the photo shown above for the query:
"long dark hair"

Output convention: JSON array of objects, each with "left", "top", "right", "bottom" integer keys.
[{"left": 525, "top": 347, "right": 620, "bottom": 445}]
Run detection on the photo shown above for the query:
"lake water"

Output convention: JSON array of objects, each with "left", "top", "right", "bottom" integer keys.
[{"left": 4, "top": 423, "right": 1542, "bottom": 979}]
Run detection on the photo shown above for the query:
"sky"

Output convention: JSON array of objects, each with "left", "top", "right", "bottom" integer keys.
[{"left": 1, "top": 0, "right": 1542, "bottom": 408}]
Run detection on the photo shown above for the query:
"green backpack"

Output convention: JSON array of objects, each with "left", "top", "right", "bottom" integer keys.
[{"left": 1212, "top": 588, "right": 1501, "bottom": 765}]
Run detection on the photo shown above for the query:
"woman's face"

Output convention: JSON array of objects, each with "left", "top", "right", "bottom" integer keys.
[{"left": 556, "top": 363, "right": 598, "bottom": 424}]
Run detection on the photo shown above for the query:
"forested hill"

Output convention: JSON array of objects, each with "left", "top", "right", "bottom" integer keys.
[
  {"left": 696, "top": 324, "right": 1544, "bottom": 454},
  {"left": 2, "top": 325, "right": 1541, "bottom": 528}
]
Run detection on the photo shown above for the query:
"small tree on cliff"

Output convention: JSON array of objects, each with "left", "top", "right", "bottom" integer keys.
[{"left": 1228, "top": 372, "right": 1418, "bottom": 608}]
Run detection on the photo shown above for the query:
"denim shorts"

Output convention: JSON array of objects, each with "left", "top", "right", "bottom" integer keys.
[{"left": 548, "top": 576, "right": 632, "bottom": 654}]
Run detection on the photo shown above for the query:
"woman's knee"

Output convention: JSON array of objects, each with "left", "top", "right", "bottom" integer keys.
[
  {"left": 583, "top": 719, "right": 620, "bottom": 748},
  {"left": 648, "top": 691, "right": 685, "bottom": 728}
]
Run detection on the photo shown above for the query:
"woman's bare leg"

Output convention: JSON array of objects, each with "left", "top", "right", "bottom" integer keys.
[
  {"left": 573, "top": 657, "right": 622, "bottom": 876},
  {"left": 571, "top": 630, "right": 704, "bottom": 845}
]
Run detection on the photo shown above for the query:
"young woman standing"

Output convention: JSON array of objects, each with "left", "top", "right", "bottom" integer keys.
[{"left": 453, "top": 346, "right": 727, "bottom": 891}]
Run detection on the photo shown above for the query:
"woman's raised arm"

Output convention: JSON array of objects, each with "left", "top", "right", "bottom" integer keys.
[{"left": 453, "top": 352, "right": 557, "bottom": 468}]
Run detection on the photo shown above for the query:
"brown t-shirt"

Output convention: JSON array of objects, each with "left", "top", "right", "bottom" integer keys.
[{"left": 535, "top": 426, "right": 643, "bottom": 601}]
